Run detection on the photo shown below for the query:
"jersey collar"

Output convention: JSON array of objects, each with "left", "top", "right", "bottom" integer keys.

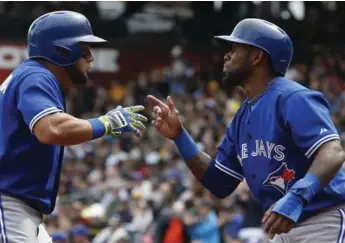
[{"left": 246, "top": 78, "right": 277, "bottom": 105}]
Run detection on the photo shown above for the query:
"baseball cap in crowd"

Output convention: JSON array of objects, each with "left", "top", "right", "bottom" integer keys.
[
  {"left": 71, "top": 224, "right": 89, "bottom": 236},
  {"left": 164, "top": 168, "right": 181, "bottom": 180},
  {"left": 51, "top": 231, "right": 67, "bottom": 242}
]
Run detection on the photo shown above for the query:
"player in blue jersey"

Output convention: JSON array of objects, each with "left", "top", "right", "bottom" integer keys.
[
  {"left": 148, "top": 18, "right": 345, "bottom": 242},
  {"left": 0, "top": 11, "right": 148, "bottom": 243}
]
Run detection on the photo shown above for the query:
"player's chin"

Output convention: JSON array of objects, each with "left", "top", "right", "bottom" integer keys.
[
  {"left": 82, "top": 71, "right": 90, "bottom": 80},
  {"left": 225, "top": 70, "right": 247, "bottom": 86},
  {"left": 222, "top": 73, "right": 236, "bottom": 87},
  {"left": 73, "top": 74, "right": 88, "bottom": 85}
]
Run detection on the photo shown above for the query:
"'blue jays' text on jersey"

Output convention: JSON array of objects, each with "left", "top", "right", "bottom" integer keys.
[
  {"left": 0, "top": 59, "right": 65, "bottom": 214},
  {"left": 215, "top": 77, "right": 345, "bottom": 222}
]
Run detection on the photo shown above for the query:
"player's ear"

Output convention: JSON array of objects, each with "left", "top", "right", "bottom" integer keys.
[{"left": 252, "top": 48, "right": 265, "bottom": 67}]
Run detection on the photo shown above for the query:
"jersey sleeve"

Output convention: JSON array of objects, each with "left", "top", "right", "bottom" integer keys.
[
  {"left": 282, "top": 90, "right": 340, "bottom": 159},
  {"left": 215, "top": 122, "right": 244, "bottom": 182},
  {"left": 17, "top": 72, "right": 64, "bottom": 134},
  {"left": 199, "top": 121, "right": 243, "bottom": 198}
]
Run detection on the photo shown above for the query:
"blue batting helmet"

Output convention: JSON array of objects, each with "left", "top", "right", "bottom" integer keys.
[
  {"left": 214, "top": 18, "right": 293, "bottom": 76},
  {"left": 28, "top": 11, "right": 107, "bottom": 66}
]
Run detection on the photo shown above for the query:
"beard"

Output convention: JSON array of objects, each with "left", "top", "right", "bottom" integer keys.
[
  {"left": 222, "top": 61, "right": 252, "bottom": 93},
  {"left": 65, "top": 64, "right": 88, "bottom": 85}
]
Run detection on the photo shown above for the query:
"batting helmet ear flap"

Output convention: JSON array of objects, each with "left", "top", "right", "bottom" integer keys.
[{"left": 54, "top": 45, "right": 72, "bottom": 59}]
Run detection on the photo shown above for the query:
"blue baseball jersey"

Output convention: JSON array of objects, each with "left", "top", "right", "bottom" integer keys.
[
  {"left": 215, "top": 77, "right": 345, "bottom": 221},
  {"left": 0, "top": 59, "right": 65, "bottom": 214}
]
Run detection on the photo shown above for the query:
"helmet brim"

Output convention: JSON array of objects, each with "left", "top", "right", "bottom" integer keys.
[
  {"left": 214, "top": 35, "right": 252, "bottom": 47},
  {"left": 214, "top": 35, "right": 271, "bottom": 56},
  {"left": 78, "top": 35, "right": 108, "bottom": 46}
]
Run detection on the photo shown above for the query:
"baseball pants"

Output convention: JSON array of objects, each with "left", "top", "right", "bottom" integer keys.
[
  {"left": 0, "top": 194, "right": 52, "bottom": 243},
  {"left": 272, "top": 203, "right": 345, "bottom": 243}
]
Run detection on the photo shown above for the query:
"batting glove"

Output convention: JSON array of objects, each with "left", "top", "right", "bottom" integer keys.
[{"left": 98, "top": 105, "right": 148, "bottom": 137}]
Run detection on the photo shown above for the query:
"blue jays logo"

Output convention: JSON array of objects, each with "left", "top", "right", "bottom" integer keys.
[{"left": 263, "top": 163, "right": 295, "bottom": 195}]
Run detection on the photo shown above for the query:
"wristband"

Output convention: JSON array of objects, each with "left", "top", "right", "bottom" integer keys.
[
  {"left": 290, "top": 172, "right": 321, "bottom": 203},
  {"left": 174, "top": 129, "right": 199, "bottom": 160},
  {"left": 88, "top": 118, "right": 106, "bottom": 139},
  {"left": 272, "top": 192, "right": 304, "bottom": 223}
]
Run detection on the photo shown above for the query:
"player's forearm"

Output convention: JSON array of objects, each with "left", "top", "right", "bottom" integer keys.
[
  {"left": 307, "top": 140, "right": 345, "bottom": 187},
  {"left": 50, "top": 114, "right": 95, "bottom": 146},
  {"left": 289, "top": 140, "right": 345, "bottom": 204},
  {"left": 174, "top": 129, "right": 211, "bottom": 180},
  {"left": 174, "top": 129, "right": 239, "bottom": 198},
  {"left": 35, "top": 113, "right": 103, "bottom": 146},
  {"left": 185, "top": 151, "right": 212, "bottom": 180}
]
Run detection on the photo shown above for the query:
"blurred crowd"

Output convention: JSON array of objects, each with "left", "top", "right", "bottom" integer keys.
[
  {"left": 1, "top": 1, "right": 344, "bottom": 51},
  {"left": 39, "top": 43, "right": 345, "bottom": 243}
]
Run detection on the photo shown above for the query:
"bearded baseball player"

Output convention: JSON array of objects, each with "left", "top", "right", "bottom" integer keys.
[
  {"left": 0, "top": 11, "right": 147, "bottom": 242},
  {"left": 148, "top": 18, "right": 345, "bottom": 243}
]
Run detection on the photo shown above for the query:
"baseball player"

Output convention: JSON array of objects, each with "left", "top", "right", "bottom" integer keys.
[
  {"left": 0, "top": 11, "right": 148, "bottom": 243},
  {"left": 148, "top": 18, "right": 345, "bottom": 243}
]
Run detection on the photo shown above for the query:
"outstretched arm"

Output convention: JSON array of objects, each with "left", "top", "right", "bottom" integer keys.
[
  {"left": 174, "top": 129, "right": 244, "bottom": 198},
  {"left": 184, "top": 151, "right": 212, "bottom": 180},
  {"left": 148, "top": 95, "right": 243, "bottom": 198},
  {"left": 32, "top": 105, "right": 147, "bottom": 146},
  {"left": 184, "top": 151, "right": 241, "bottom": 198},
  {"left": 17, "top": 73, "right": 147, "bottom": 146}
]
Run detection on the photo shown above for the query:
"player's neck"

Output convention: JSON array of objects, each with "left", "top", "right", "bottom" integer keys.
[
  {"left": 54, "top": 73, "right": 73, "bottom": 94},
  {"left": 243, "top": 74, "right": 274, "bottom": 100},
  {"left": 39, "top": 60, "right": 72, "bottom": 93}
]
